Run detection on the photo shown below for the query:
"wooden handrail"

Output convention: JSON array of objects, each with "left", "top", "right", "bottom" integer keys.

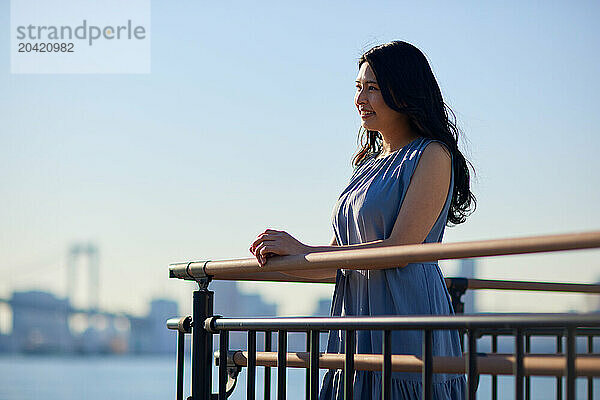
[
  {"left": 464, "top": 278, "right": 600, "bottom": 293},
  {"left": 230, "top": 351, "right": 600, "bottom": 377},
  {"left": 170, "top": 230, "right": 600, "bottom": 287}
]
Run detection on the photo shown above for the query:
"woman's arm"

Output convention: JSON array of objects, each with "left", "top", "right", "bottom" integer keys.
[
  {"left": 250, "top": 141, "right": 451, "bottom": 272},
  {"left": 303, "top": 141, "right": 452, "bottom": 268},
  {"left": 278, "top": 235, "right": 339, "bottom": 280}
]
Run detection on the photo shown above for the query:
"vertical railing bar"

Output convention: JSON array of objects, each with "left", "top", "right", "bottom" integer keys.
[
  {"left": 278, "top": 329, "right": 287, "bottom": 400},
  {"left": 344, "top": 330, "right": 355, "bottom": 400},
  {"left": 515, "top": 328, "right": 524, "bottom": 400},
  {"left": 491, "top": 333, "right": 498, "bottom": 400},
  {"left": 467, "top": 329, "right": 478, "bottom": 400},
  {"left": 382, "top": 330, "right": 392, "bottom": 400},
  {"left": 422, "top": 329, "right": 433, "bottom": 400},
  {"left": 176, "top": 331, "right": 185, "bottom": 400},
  {"left": 265, "top": 331, "right": 272, "bottom": 400},
  {"left": 588, "top": 335, "right": 593, "bottom": 400},
  {"left": 305, "top": 332, "right": 310, "bottom": 400},
  {"left": 557, "top": 334, "right": 563, "bottom": 400},
  {"left": 566, "top": 326, "right": 575, "bottom": 400},
  {"left": 525, "top": 332, "right": 531, "bottom": 400},
  {"left": 219, "top": 330, "right": 229, "bottom": 400},
  {"left": 309, "top": 330, "right": 320, "bottom": 400},
  {"left": 192, "top": 292, "right": 202, "bottom": 400},
  {"left": 248, "top": 330, "right": 257, "bottom": 400},
  {"left": 192, "top": 290, "right": 213, "bottom": 400}
]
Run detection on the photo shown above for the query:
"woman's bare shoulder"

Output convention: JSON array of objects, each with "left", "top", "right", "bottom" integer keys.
[{"left": 422, "top": 140, "right": 452, "bottom": 161}]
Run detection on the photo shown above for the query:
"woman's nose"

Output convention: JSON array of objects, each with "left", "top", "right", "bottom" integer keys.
[{"left": 355, "top": 91, "right": 367, "bottom": 106}]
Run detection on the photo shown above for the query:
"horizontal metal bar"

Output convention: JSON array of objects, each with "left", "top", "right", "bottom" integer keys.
[
  {"left": 465, "top": 278, "right": 600, "bottom": 294},
  {"left": 169, "top": 230, "right": 600, "bottom": 281},
  {"left": 228, "top": 351, "right": 600, "bottom": 377},
  {"left": 475, "top": 327, "right": 600, "bottom": 337},
  {"left": 167, "top": 316, "right": 192, "bottom": 333},
  {"left": 208, "top": 313, "right": 600, "bottom": 332},
  {"left": 171, "top": 270, "right": 600, "bottom": 295},
  {"left": 178, "top": 273, "right": 600, "bottom": 299}
]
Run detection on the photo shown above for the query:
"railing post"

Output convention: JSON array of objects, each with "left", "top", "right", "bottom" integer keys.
[
  {"left": 525, "top": 332, "right": 531, "bottom": 400},
  {"left": 278, "top": 329, "right": 287, "bottom": 400},
  {"left": 588, "top": 335, "right": 594, "bottom": 400},
  {"left": 344, "top": 329, "right": 355, "bottom": 400},
  {"left": 447, "top": 277, "right": 468, "bottom": 352},
  {"left": 264, "top": 331, "right": 272, "bottom": 400},
  {"left": 218, "top": 330, "right": 229, "bottom": 400},
  {"left": 248, "top": 331, "right": 257, "bottom": 400},
  {"left": 566, "top": 326, "right": 576, "bottom": 400},
  {"left": 467, "top": 329, "right": 478, "bottom": 400},
  {"left": 422, "top": 329, "right": 433, "bottom": 400},
  {"left": 177, "top": 330, "right": 186, "bottom": 400},
  {"left": 515, "top": 328, "right": 524, "bottom": 400},
  {"left": 447, "top": 277, "right": 468, "bottom": 315},
  {"left": 557, "top": 334, "right": 563, "bottom": 400},
  {"left": 491, "top": 333, "right": 498, "bottom": 400},
  {"left": 309, "top": 330, "right": 320, "bottom": 400},
  {"left": 192, "top": 289, "right": 214, "bottom": 400},
  {"left": 305, "top": 332, "right": 310, "bottom": 400},
  {"left": 382, "top": 330, "right": 392, "bottom": 400},
  {"left": 167, "top": 316, "right": 192, "bottom": 400}
]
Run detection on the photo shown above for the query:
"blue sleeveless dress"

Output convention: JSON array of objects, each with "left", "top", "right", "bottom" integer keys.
[{"left": 319, "top": 136, "right": 466, "bottom": 399}]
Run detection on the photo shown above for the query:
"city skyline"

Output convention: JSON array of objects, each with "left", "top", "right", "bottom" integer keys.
[
  {"left": 1, "top": 1, "right": 599, "bottom": 318},
  {"left": 0, "top": 277, "right": 288, "bottom": 354}
]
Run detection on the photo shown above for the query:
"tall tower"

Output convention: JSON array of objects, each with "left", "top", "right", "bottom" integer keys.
[
  {"left": 457, "top": 258, "right": 477, "bottom": 313},
  {"left": 66, "top": 242, "right": 100, "bottom": 312}
]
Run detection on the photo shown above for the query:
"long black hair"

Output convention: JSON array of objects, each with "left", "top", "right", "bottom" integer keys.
[{"left": 353, "top": 40, "right": 476, "bottom": 226}]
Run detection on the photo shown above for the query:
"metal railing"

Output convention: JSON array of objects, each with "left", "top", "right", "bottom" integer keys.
[{"left": 167, "top": 230, "right": 600, "bottom": 400}]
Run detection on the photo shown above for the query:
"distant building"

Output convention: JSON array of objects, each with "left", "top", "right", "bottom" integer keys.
[
  {"left": 211, "top": 280, "right": 277, "bottom": 317},
  {"left": 0, "top": 281, "right": 283, "bottom": 357},
  {"left": 10, "top": 291, "right": 73, "bottom": 353},
  {"left": 130, "top": 299, "right": 179, "bottom": 354},
  {"left": 0, "top": 289, "right": 180, "bottom": 355},
  {"left": 210, "top": 280, "right": 278, "bottom": 352},
  {"left": 313, "top": 298, "right": 332, "bottom": 316},
  {"left": 311, "top": 298, "right": 333, "bottom": 352}
]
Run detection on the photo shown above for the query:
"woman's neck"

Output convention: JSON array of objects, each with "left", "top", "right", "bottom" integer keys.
[{"left": 378, "top": 132, "right": 421, "bottom": 156}]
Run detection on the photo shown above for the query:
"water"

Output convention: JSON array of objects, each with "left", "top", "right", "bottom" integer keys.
[
  {"left": 0, "top": 355, "right": 175, "bottom": 400},
  {"left": 0, "top": 355, "right": 598, "bottom": 399}
]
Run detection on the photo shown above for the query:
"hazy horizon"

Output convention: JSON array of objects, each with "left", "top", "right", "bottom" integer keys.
[{"left": 1, "top": 0, "right": 599, "bottom": 318}]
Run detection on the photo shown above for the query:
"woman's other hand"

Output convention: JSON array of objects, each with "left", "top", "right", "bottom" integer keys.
[{"left": 249, "top": 229, "right": 310, "bottom": 267}]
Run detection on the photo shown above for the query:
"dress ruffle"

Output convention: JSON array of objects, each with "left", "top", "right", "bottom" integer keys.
[{"left": 319, "top": 369, "right": 466, "bottom": 400}]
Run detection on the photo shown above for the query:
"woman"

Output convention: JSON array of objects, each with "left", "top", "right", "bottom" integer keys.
[{"left": 249, "top": 40, "right": 475, "bottom": 399}]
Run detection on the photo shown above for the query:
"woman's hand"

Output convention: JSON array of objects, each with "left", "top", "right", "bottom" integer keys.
[{"left": 249, "top": 229, "right": 311, "bottom": 267}]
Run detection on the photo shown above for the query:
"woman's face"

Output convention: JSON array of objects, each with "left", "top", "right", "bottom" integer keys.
[{"left": 354, "top": 62, "right": 405, "bottom": 133}]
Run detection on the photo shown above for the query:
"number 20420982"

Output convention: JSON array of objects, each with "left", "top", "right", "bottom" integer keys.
[{"left": 18, "top": 42, "right": 74, "bottom": 52}]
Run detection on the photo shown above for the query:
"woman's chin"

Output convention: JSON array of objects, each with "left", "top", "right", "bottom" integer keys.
[{"left": 361, "top": 120, "right": 376, "bottom": 129}]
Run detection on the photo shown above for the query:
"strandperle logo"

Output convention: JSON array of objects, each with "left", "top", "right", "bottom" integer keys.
[
  {"left": 15, "top": 20, "right": 147, "bottom": 46},
  {"left": 11, "top": 0, "right": 150, "bottom": 73}
]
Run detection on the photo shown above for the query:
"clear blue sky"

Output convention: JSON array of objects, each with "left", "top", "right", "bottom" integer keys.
[{"left": 1, "top": 0, "right": 599, "bottom": 317}]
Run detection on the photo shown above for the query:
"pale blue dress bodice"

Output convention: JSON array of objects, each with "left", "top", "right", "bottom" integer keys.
[{"left": 319, "top": 136, "right": 466, "bottom": 399}]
